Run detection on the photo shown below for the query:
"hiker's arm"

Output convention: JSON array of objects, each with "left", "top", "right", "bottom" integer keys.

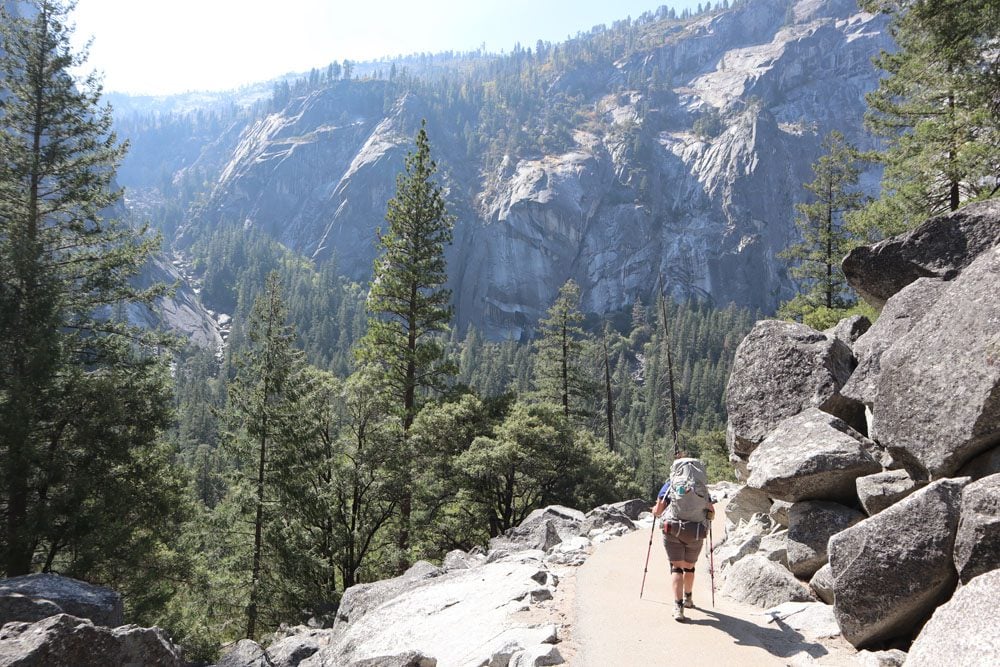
[
  {"left": 652, "top": 497, "right": 667, "bottom": 517},
  {"left": 706, "top": 503, "right": 716, "bottom": 521}
]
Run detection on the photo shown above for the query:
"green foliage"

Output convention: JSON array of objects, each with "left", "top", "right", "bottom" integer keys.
[
  {"left": 779, "top": 131, "right": 868, "bottom": 320},
  {"left": 692, "top": 108, "right": 725, "bottom": 139},
  {"left": 531, "top": 280, "right": 596, "bottom": 423},
  {"left": 0, "top": 0, "right": 183, "bottom": 616},
  {"left": 858, "top": 0, "right": 1000, "bottom": 230}
]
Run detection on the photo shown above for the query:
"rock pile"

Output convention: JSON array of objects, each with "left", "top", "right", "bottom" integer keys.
[
  {"left": 719, "top": 200, "right": 1000, "bottom": 660},
  {"left": 0, "top": 575, "right": 183, "bottom": 666}
]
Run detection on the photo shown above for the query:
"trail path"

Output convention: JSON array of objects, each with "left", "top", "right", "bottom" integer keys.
[{"left": 569, "top": 510, "right": 857, "bottom": 666}]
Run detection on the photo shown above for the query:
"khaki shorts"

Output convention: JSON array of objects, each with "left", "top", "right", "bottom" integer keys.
[{"left": 662, "top": 523, "right": 705, "bottom": 563}]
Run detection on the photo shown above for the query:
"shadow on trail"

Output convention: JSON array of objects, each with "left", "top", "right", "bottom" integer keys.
[{"left": 682, "top": 608, "right": 830, "bottom": 660}]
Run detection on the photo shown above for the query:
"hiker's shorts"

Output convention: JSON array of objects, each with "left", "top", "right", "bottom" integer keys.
[{"left": 662, "top": 522, "right": 705, "bottom": 563}]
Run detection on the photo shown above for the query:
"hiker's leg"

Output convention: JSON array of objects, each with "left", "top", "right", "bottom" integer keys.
[
  {"left": 670, "top": 563, "right": 686, "bottom": 600},
  {"left": 674, "top": 560, "right": 694, "bottom": 594},
  {"left": 683, "top": 566, "right": 695, "bottom": 594}
]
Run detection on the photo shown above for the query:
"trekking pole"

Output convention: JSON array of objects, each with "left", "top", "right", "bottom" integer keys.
[
  {"left": 708, "top": 522, "right": 716, "bottom": 608},
  {"left": 640, "top": 517, "right": 656, "bottom": 599}
]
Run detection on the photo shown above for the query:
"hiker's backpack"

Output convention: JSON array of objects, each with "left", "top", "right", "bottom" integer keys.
[{"left": 663, "top": 458, "right": 710, "bottom": 523}]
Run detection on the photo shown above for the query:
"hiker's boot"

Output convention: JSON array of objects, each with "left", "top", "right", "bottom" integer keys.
[
  {"left": 684, "top": 592, "right": 694, "bottom": 609},
  {"left": 673, "top": 600, "right": 686, "bottom": 622}
]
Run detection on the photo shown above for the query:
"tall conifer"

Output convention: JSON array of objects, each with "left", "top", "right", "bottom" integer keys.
[
  {"left": 355, "top": 121, "right": 455, "bottom": 571},
  {"left": 0, "top": 0, "right": 174, "bottom": 579}
]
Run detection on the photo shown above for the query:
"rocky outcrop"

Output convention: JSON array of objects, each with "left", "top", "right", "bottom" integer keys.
[
  {"left": 874, "top": 246, "right": 1000, "bottom": 478},
  {"left": 0, "top": 614, "right": 182, "bottom": 667},
  {"left": 489, "top": 506, "right": 585, "bottom": 555},
  {"left": 823, "top": 314, "right": 870, "bottom": 347},
  {"left": 267, "top": 634, "right": 321, "bottom": 667},
  {"left": 721, "top": 555, "right": 814, "bottom": 608},
  {"left": 905, "top": 569, "right": 1000, "bottom": 667},
  {"left": 746, "top": 408, "right": 879, "bottom": 503},
  {"left": 839, "top": 277, "right": 947, "bottom": 411},
  {"left": 0, "top": 574, "right": 122, "bottom": 628},
  {"left": 843, "top": 199, "right": 1000, "bottom": 309},
  {"left": 785, "top": 501, "right": 864, "bottom": 578},
  {"left": 953, "top": 473, "right": 1000, "bottom": 584},
  {"left": 115, "top": 0, "right": 892, "bottom": 340},
  {"left": 726, "top": 321, "right": 861, "bottom": 463},
  {"left": 828, "top": 478, "right": 968, "bottom": 648}
]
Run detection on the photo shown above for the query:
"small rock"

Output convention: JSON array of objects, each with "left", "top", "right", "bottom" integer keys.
[
  {"left": 809, "top": 564, "right": 834, "bottom": 605},
  {"left": 854, "top": 649, "right": 907, "bottom": 667},
  {"left": 725, "top": 486, "right": 773, "bottom": 529},
  {"left": 855, "top": 470, "right": 924, "bottom": 516},
  {"left": 769, "top": 500, "right": 792, "bottom": 528},
  {"left": 219, "top": 639, "right": 274, "bottom": 667},
  {"left": 509, "top": 645, "right": 564, "bottom": 667},
  {"left": 953, "top": 473, "right": 1000, "bottom": 584}
]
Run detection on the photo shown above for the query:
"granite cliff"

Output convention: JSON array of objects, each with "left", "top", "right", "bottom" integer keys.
[{"left": 120, "top": 0, "right": 891, "bottom": 338}]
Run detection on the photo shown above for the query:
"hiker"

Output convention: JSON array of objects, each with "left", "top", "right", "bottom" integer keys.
[{"left": 652, "top": 455, "right": 715, "bottom": 621}]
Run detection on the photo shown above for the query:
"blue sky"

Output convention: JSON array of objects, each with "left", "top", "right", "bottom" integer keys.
[{"left": 71, "top": 0, "right": 705, "bottom": 95}]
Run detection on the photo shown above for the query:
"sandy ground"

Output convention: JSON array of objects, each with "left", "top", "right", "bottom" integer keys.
[{"left": 560, "top": 508, "right": 859, "bottom": 666}]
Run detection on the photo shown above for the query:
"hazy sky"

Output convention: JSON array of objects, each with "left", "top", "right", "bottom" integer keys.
[{"left": 71, "top": 0, "right": 705, "bottom": 95}]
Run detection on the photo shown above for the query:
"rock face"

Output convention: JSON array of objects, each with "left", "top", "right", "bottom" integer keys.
[
  {"left": 0, "top": 614, "right": 182, "bottom": 667},
  {"left": 874, "top": 246, "right": 1000, "bottom": 478},
  {"left": 905, "top": 569, "right": 1000, "bottom": 667},
  {"left": 746, "top": 408, "right": 879, "bottom": 503},
  {"left": 843, "top": 199, "right": 1000, "bottom": 309},
  {"left": 0, "top": 574, "right": 122, "bottom": 628},
  {"left": 721, "top": 555, "right": 814, "bottom": 608},
  {"left": 304, "top": 549, "right": 564, "bottom": 666},
  {"left": 108, "top": 0, "right": 892, "bottom": 339},
  {"left": 953, "top": 473, "right": 1000, "bottom": 584},
  {"left": 726, "top": 321, "right": 860, "bottom": 462},
  {"left": 828, "top": 478, "right": 968, "bottom": 648},
  {"left": 786, "top": 501, "right": 864, "bottom": 578}
]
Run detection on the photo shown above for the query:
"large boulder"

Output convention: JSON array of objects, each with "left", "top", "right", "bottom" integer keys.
[
  {"left": 725, "top": 320, "right": 861, "bottom": 463},
  {"left": 0, "top": 596, "right": 61, "bottom": 628},
  {"left": 490, "top": 506, "right": 585, "bottom": 554},
  {"left": 724, "top": 485, "right": 773, "bottom": 529},
  {"left": 840, "top": 277, "right": 948, "bottom": 410},
  {"left": 0, "top": 574, "right": 122, "bottom": 628},
  {"left": 855, "top": 469, "right": 925, "bottom": 516},
  {"left": 267, "top": 633, "right": 322, "bottom": 667},
  {"left": 874, "top": 246, "right": 1000, "bottom": 478},
  {"left": 828, "top": 478, "right": 968, "bottom": 648},
  {"left": 906, "top": 569, "right": 1000, "bottom": 667},
  {"left": 953, "top": 473, "right": 1000, "bottom": 584},
  {"left": 578, "top": 505, "right": 635, "bottom": 536},
  {"left": 746, "top": 408, "right": 880, "bottom": 503},
  {"left": 720, "top": 555, "right": 814, "bottom": 608},
  {"left": 0, "top": 614, "right": 182, "bottom": 667},
  {"left": 842, "top": 198, "right": 1000, "bottom": 309},
  {"left": 786, "top": 501, "right": 865, "bottom": 578}
]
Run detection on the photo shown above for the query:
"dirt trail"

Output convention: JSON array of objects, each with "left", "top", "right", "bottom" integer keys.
[{"left": 570, "top": 511, "right": 857, "bottom": 666}]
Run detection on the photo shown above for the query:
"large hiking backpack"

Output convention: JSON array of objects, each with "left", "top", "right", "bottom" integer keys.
[{"left": 664, "top": 458, "right": 710, "bottom": 523}]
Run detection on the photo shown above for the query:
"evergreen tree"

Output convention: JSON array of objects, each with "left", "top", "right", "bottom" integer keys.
[
  {"left": 0, "top": 0, "right": 177, "bottom": 583},
  {"left": 531, "top": 279, "right": 594, "bottom": 422},
  {"left": 779, "top": 131, "right": 868, "bottom": 327},
  {"left": 857, "top": 0, "right": 1000, "bottom": 232},
  {"left": 355, "top": 120, "right": 455, "bottom": 571},
  {"left": 221, "top": 272, "right": 307, "bottom": 639}
]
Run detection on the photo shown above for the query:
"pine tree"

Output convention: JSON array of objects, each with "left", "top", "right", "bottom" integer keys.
[
  {"left": 0, "top": 0, "right": 175, "bottom": 579},
  {"left": 355, "top": 120, "right": 455, "bottom": 572},
  {"left": 779, "top": 131, "right": 868, "bottom": 327},
  {"left": 857, "top": 0, "right": 1000, "bottom": 232},
  {"left": 221, "top": 272, "right": 307, "bottom": 639},
  {"left": 531, "top": 279, "right": 595, "bottom": 422}
]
